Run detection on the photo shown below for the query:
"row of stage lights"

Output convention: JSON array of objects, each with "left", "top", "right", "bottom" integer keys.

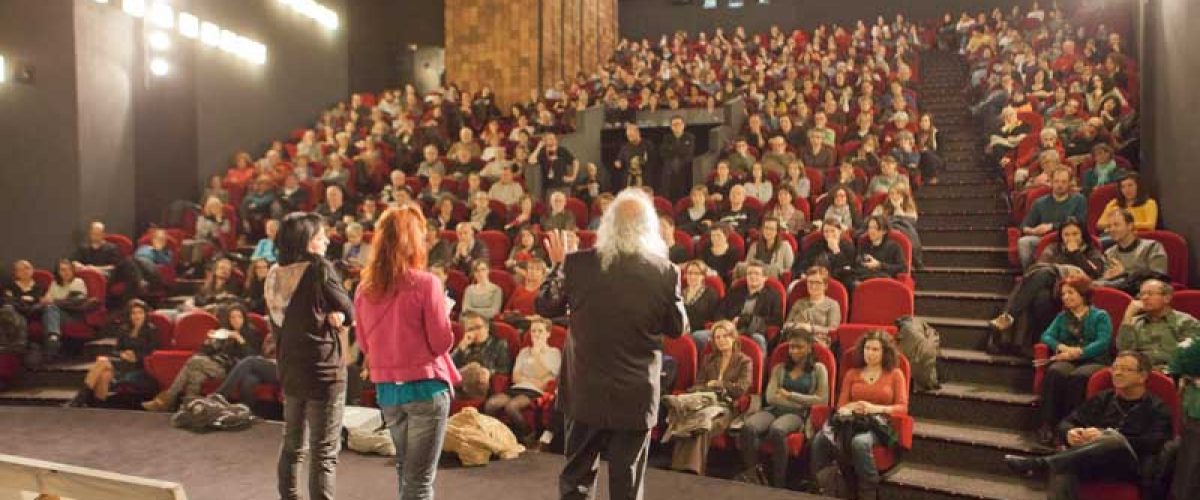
[{"left": 91, "top": 0, "right": 339, "bottom": 77}]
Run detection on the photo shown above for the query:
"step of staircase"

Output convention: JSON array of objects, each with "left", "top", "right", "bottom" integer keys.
[
  {"left": 916, "top": 194, "right": 1006, "bottom": 212},
  {"left": 922, "top": 315, "right": 996, "bottom": 350},
  {"left": 919, "top": 210, "right": 1010, "bottom": 228},
  {"left": 908, "top": 419, "right": 1049, "bottom": 477},
  {"left": 881, "top": 463, "right": 1045, "bottom": 500},
  {"left": 917, "top": 182, "right": 1004, "bottom": 199},
  {"left": 937, "top": 170, "right": 1000, "bottom": 184},
  {"left": 913, "top": 267, "right": 1015, "bottom": 295},
  {"left": 917, "top": 290, "right": 1007, "bottom": 318},
  {"left": 921, "top": 229, "right": 1008, "bottom": 247},
  {"left": 919, "top": 246, "right": 1009, "bottom": 268},
  {"left": 937, "top": 347, "right": 1033, "bottom": 391},
  {"left": 0, "top": 384, "right": 76, "bottom": 406},
  {"left": 911, "top": 381, "right": 1039, "bottom": 430},
  {"left": 24, "top": 359, "right": 93, "bottom": 388}
]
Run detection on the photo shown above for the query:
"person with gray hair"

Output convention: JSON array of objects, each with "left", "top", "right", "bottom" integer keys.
[
  {"left": 537, "top": 188, "right": 687, "bottom": 500},
  {"left": 1117, "top": 279, "right": 1200, "bottom": 370}
]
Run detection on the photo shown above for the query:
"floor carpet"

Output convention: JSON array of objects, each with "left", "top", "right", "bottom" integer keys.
[{"left": 0, "top": 407, "right": 823, "bottom": 499}]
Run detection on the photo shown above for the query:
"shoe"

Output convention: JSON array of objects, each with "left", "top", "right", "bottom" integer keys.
[
  {"left": 63, "top": 388, "right": 91, "bottom": 408},
  {"left": 1035, "top": 426, "right": 1056, "bottom": 447},
  {"left": 989, "top": 313, "right": 1014, "bottom": 332},
  {"left": 1003, "top": 454, "right": 1045, "bottom": 476},
  {"left": 141, "top": 392, "right": 173, "bottom": 412}
]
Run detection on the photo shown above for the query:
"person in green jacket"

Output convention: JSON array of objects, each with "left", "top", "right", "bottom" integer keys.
[
  {"left": 1117, "top": 279, "right": 1200, "bottom": 370},
  {"left": 1036, "top": 276, "right": 1112, "bottom": 445}
]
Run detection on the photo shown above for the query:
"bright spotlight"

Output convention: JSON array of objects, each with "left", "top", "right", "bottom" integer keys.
[
  {"left": 178, "top": 12, "right": 199, "bottom": 39},
  {"left": 149, "top": 58, "right": 169, "bottom": 77},
  {"left": 0, "top": 55, "right": 6, "bottom": 84},
  {"left": 200, "top": 22, "right": 221, "bottom": 47},
  {"left": 148, "top": 31, "right": 171, "bottom": 51},
  {"left": 149, "top": 2, "right": 174, "bottom": 29},
  {"left": 219, "top": 29, "right": 240, "bottom": 54},
  {"left": 122, "top": 0, "right": 146, "bottom": 18}
]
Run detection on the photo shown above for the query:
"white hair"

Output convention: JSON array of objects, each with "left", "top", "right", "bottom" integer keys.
[{"left": 595, "top": 188, "right": 668, "bottom": 271}]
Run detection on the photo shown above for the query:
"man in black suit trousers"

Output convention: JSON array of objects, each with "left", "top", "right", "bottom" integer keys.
[{"left": 537, "top": 188, "right": 688, "bottom": 500}]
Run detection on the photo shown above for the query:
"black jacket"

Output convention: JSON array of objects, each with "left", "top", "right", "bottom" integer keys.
[
  {"left": 719, "top": 284, "right": 783, "bottom": 336},
  {"left": 854, "top": 237, "right": 908, "bottom": 280},
  {"left": 659, "top": 131, "right": 696, "bottom": 166},
  {"left": 1058, "top": 389, "right": 1173, "bottom": 458},
  {"left": 536, "top": 249, "right": 687, "bottom": 430}
]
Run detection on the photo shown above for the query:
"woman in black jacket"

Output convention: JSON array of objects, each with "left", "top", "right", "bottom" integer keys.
[
  {"left": 267, "top": 212, "right": 355, "bottom": 500},
  {"left": 988, "top": 219, "right": 1106, "bottom": 355},
  {"left": 796, "top": 218, "right": 857, "bottom": 286},
  {"left": 681, "top": 260, "right": 721, "bottom": 353},
  {"left": 67, "top": 299, "right": 159, "bottom": 407}
]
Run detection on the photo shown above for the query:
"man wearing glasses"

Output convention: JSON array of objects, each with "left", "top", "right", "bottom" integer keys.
[{"left": 1117, "top": 279, "right": 1200, "bottom": 371}]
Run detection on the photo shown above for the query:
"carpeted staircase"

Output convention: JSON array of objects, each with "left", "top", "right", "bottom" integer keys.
[{"left": 877, "top": 51, "right": 1047, "bottom": 500}]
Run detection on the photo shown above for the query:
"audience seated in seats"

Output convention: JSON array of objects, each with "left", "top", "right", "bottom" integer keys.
[
  {"left": 762, "top": 136, "right": 797, "bottom": 179},
  {"left": 488, "top": 167, "right": 525, "bottom": 208},
  {"left": 416, "top": 144, "right": 445, "bottom": 179},
  {"left": 502, "top": 195, "right": 540, "bottom": 238},
  {"left": 320, "top": 154, "right": 351, "bottom": 192},
  {"left": 824, "top": 160, "right": 867, "bottom": 199},
  {"left": 447, "top": 145, "right": 482, "bottom": 181},
  {"left": 1081, "top": 144, "right": 1129, "bottom": 196},
  {"left": 985, "top": 107, "right": 1031, "bottom": 173},
  {"left": 1034, "top": 276, "right": 1113, "bottom": 446},
  {"left": 131, "top": 229, "right": 171, "bottom": 290},
  {"left": 718, "top": 262, "right": 780, "bottom": 353},
  {"left": 337, "top": 222, "right": 373, "bottom": 272},
  {"left": 1096, "top": 173, "right": 1157, "bottom": 237},
  {"left": 419, "top": 172, "right": 454, "bottom": 206},
  {"left": 810, "top": 330, "right": 908, "bottom": 500},
  {"left": 707, "top": 161, "right": 738, "bottom": 204},
  {"left": 450, "top": 311, "right": 512, "bottom": 401},
  {"left": 430, "top": 222, "right": 489, "bottom": 275},
  {"left": 202, "top": 173, "right": 230, "bottom": 204},
  {"left": 725, "top": 138, "right": 757, "bottom": 179},
  {"left": 717, "top": 186, "right": 760, "bottom": 238},
  {"left": 782, "top": 268, "right": 840, "bottom": 347},
  {"left": 467, "top": 191, "right": 504, "bottom": 233},
  {"left": 991, "top": 219, "right": 1105, "bottom": 356},
  {"left": 429, "top": 195, "right": 460, "bottom": 232},
  {"left": 738, "top": 330, "right": 830, "bottom": 488},
  {"left": 873, "top": 184, "right": 923, "bottom": 268},
  {"left": 461, "top": 260, "right": 503, "bottom": 321},
  {"left": 666, "top": 320, "right": 752, "bottom": 475},
  {"left": 250, "top": 219, "right": 280, "bottom": 264},
  {"left": 480, "top": 144, "right": 514, "bottom": 182},
  {"left": 379, "top": 170, "right": 410, "bottom": 206},
  {"left": 779, "top": 161, "right": 812, "bottom": 202},
  {"left": 1018, "top": 167, "right": 1087, "bottom": 270},
  {"left": 429, "top": 262, "right": 458, "bottom": 308},
  {"left": 1095, "top": 209, "right": 1169, "bottom": 292},
  {"left": 677, "top": 185, "right": 715, "bottom": 237},
  {"left": 660, "top": 216, "right": 690, "bottom": 265},
  {"left": 505, "top": 228, "right": 546, "bottom": 279},
  {"left": 848, "top": 215, "right": 909, "bottom": 293},
  {"left": 3, "top": 260, "right": 47, "bottom": 354},
  {"left": 822, "top": 187, "right": 862, "bottom": 232},
  {"left": 701, "top": 225, "right": 739, "bottom": 285},
  {"left": 742, "top": 163, "right": 775, "bottom": 204},
  {"left": 189, "top": 258, "right": 244, "bottom": 312},
  {"left": 68, "top": 299, "right": 159, "bottom": 408},
  {"left": 1116, "top": 279, "right": 1200, "bottom": 370},
  {"left": 483, "top": 318, "right": 560, "bottom": 443},
  {"left": 797, "top": 218, "right": 858, "bottom": 286},
  {"left": 243, "top": 258, "right": 270, "bottom": 315},
  {"left": 225, "top": 152, "right": 257, "bottom": 188},
  {"left": 500, "top": 259, "right": 547, "bottom": 330},
  {"left": 34, "top": 259, "right": 92, "bottom": 359},
  {"left": 769, "top": 185, "right": 808, "bottom": 237},
  {"left": 73, "top": 221, "right": 123, "bottom": 272},
  {"left": 867, "top": 155, "right": 910, "bottom": 197},
  {"left": 275, "top": 174, "right": 311, "bottom": 215},
  {"left": 240, "top": 175, "right": 278, "bottom": 240},
  {"left": 739, "top": 217, "right": 794, "bottom": 279},
  {"left": 1004, "top": 351, "right": 1173, "bottom": 500},
  {"left": 800, "top": 129, "right": 836, "bottom": 170},
  {"left": 316, "top": 185, "right": 356, "bottom": 231},
  {"left": 542, "top": 191, "right": 577, "bottom": 231},
  {"left": 143, "top": 304, "right": 263, "bottom": 411},
  {"left": 573, "top": 163, "right": 608, "bottom": 206},
  {"left": 681, "top": 260, "right": 722, "bottom": 354},
  {"left": 182, "top": 197, "right": 233, "bottom": 272},
  {"left": 356, "top": 198, "right": 382, "bottom": 231}
]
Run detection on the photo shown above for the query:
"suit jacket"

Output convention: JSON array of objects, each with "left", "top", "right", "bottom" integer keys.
[{"left": 536, "top": 249, "right": 687, "bottom": 430}]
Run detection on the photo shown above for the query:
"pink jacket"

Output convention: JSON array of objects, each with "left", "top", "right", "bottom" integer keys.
[{"left": 354, "top": 270, "right": 461, "bottom": 389}]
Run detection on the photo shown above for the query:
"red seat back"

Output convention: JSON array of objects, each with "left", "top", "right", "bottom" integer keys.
[
  {"left": 487, "top": 270, "right": 516, "bottom": 305},
  {"left": 489, "top": 321, "right": 522, "bottom": 362},
  {"left": 1093, "top": 287, "right": 1132, "bottom": 349},
  {"left": 174, "top": 310, "right": 220, "bottom": 351},
  {"left": 103, "top": 234, "right": 134, "bottom": 257},
  {"left": 477, "top": 230, "right": 511, "bottom": 269},
  {"left": 1086, "top": 183, "right": 1119, "bottom": 235},
  {"left": 1172, "top": 290, "right": 1200, "bottom": 319},
  {"left": 564, "top": 197, "right": 590, "bottom": 228},
  {"left": 849, "top": 278, "right": 914, "bottom": 325},
  {"left": 662, "top": 334, "right": 698, "bottom": 393},
  {"left": 147, "top": 312, "right": 175, "bottom": 349},
  {"left": 1139, "top": 230, "right": 1189, "bottom": 286},
  {"left": 1087, "top": 368, "right": 1181, "bottom": 434}
]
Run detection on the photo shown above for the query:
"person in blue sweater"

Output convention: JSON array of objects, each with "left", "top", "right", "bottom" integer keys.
[
  {"left": 1036, "top": 275, "right": 1112, "bottom": 445},
  {"left": 1018, "top": 167, "right": 1087, "bottom": 270}
]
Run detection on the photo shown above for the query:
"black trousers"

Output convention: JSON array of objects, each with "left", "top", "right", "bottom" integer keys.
[
  {"left": 559, "top": 418, "right": 651, "bottom": 500},
  {"left": 1046, "top": 430, "right": 1160, "bottom": 500},
  {"left": 1039, "top": 361, "right": 1106, "bottom": 428}
]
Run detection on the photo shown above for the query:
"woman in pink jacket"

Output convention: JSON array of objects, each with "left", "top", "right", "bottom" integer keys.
[{"left": 355, "top": 204, "right": 460, "bottom": 500}]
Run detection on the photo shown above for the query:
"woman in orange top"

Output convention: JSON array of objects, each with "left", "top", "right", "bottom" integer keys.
[{"left": 809, "top": 330, "right": 908, "bottom": 499}]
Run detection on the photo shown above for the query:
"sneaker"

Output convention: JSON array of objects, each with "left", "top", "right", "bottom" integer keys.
[{"left": 989, "top": 313, "right": 1013, "bottom": 332}]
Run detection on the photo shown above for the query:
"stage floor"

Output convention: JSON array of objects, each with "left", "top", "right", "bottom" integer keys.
[{"left": 0, "top": 407, "right": 821, "bottom": 499}]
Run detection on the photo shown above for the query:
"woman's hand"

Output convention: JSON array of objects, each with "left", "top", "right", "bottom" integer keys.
[
  {"left": 327, "top": 312, "right": 346, "bottom": 329},
  {"left": 119, "top": 350, "right": 137, "bottom": 363}
]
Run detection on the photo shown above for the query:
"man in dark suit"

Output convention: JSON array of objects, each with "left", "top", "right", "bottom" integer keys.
[
  {"left": 537, "top": 189, "right": 688, "bottom": 500},
  {"left": 658, "top": 116, "right": 696, "bottom": 200}
]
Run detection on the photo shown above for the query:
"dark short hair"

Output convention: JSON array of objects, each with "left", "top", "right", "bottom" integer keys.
[
  {"left": 277, "top": 212, "right": 325, "bottom": 265},
  {"left": 1115, "top": 350, "right": 1152, "bottom": 374}
]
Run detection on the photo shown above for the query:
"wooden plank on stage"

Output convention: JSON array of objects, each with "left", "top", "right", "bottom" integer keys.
[{"left": 0, "top": 453, "right": 187, "bottom": 500}]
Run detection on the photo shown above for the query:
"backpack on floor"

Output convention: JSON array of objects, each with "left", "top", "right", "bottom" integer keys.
[
  {"left": 894, "top": 315, "right": 942, "bottom": 391},
  {"left": 170, "top": 394, "right": 255, "bottom": 433},
  {"left": 0, "top": 305, "right": 27, "bottom": 353}
]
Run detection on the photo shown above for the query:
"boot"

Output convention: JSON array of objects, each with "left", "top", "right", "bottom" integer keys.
[
  {"left": 856, "top": 479, "right": 879, "bottom": 500},
  {"left": 141, "top": 391, "right": 174, "bottom": 412},
  {"left": 1041, "top": 431, "right": 1138, "bottom": 474},
  {"left": 1003, "top": 454, "right": 1046, "bottom": 476},
  {"left": 63, "top": 388, "right": 92, "bottom": 408},
  {"left": 815, "top": 465, "right": 848, "bottom": 498}
]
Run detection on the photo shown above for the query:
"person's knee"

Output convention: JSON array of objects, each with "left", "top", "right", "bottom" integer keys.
[
  {"left": 767, "top": 422, "right": 791, "bottom": 440},
  {"left": 850, "top": 433, "right": 875, "bottom": 454}
]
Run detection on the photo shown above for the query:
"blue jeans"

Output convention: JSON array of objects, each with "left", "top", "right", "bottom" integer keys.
[
  {"left": 1017, "top": 234, "right": 1042, "bottom": 270},
  {"left": 278, "top": 382, "right": 346, "bottom": 500},
  {"left": 215, "top": 356, "right": 278, "bottom": 401},
  {"left": 382, "top": 391, "right": 451, "bottom": 500},
  {"left": 810, "top": 428, "right": 880, "bottom": 484},
  {"left": 41, "top": 305, "right": 62, "bottom": 336}
]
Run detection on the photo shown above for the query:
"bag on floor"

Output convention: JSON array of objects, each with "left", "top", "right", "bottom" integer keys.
[
  {"left": 0, "top": 304, "right": 28, "bottom": 353},
  {"left": 343, "top": 405, "right": 395, "bottom": 456},
  {"left": 170, "top": 394, "right": 255, "bottom": 433},
  {"left": 894, "top": 315, "right": 942, "bottom": 391},
  {"left": 443, "top": 407, "right": 524, "bottom": 466}
]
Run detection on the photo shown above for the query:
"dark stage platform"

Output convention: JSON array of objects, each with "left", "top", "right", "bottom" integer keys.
[{"left": 0, "top": 407, "right": 822, "bottom": 499}]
